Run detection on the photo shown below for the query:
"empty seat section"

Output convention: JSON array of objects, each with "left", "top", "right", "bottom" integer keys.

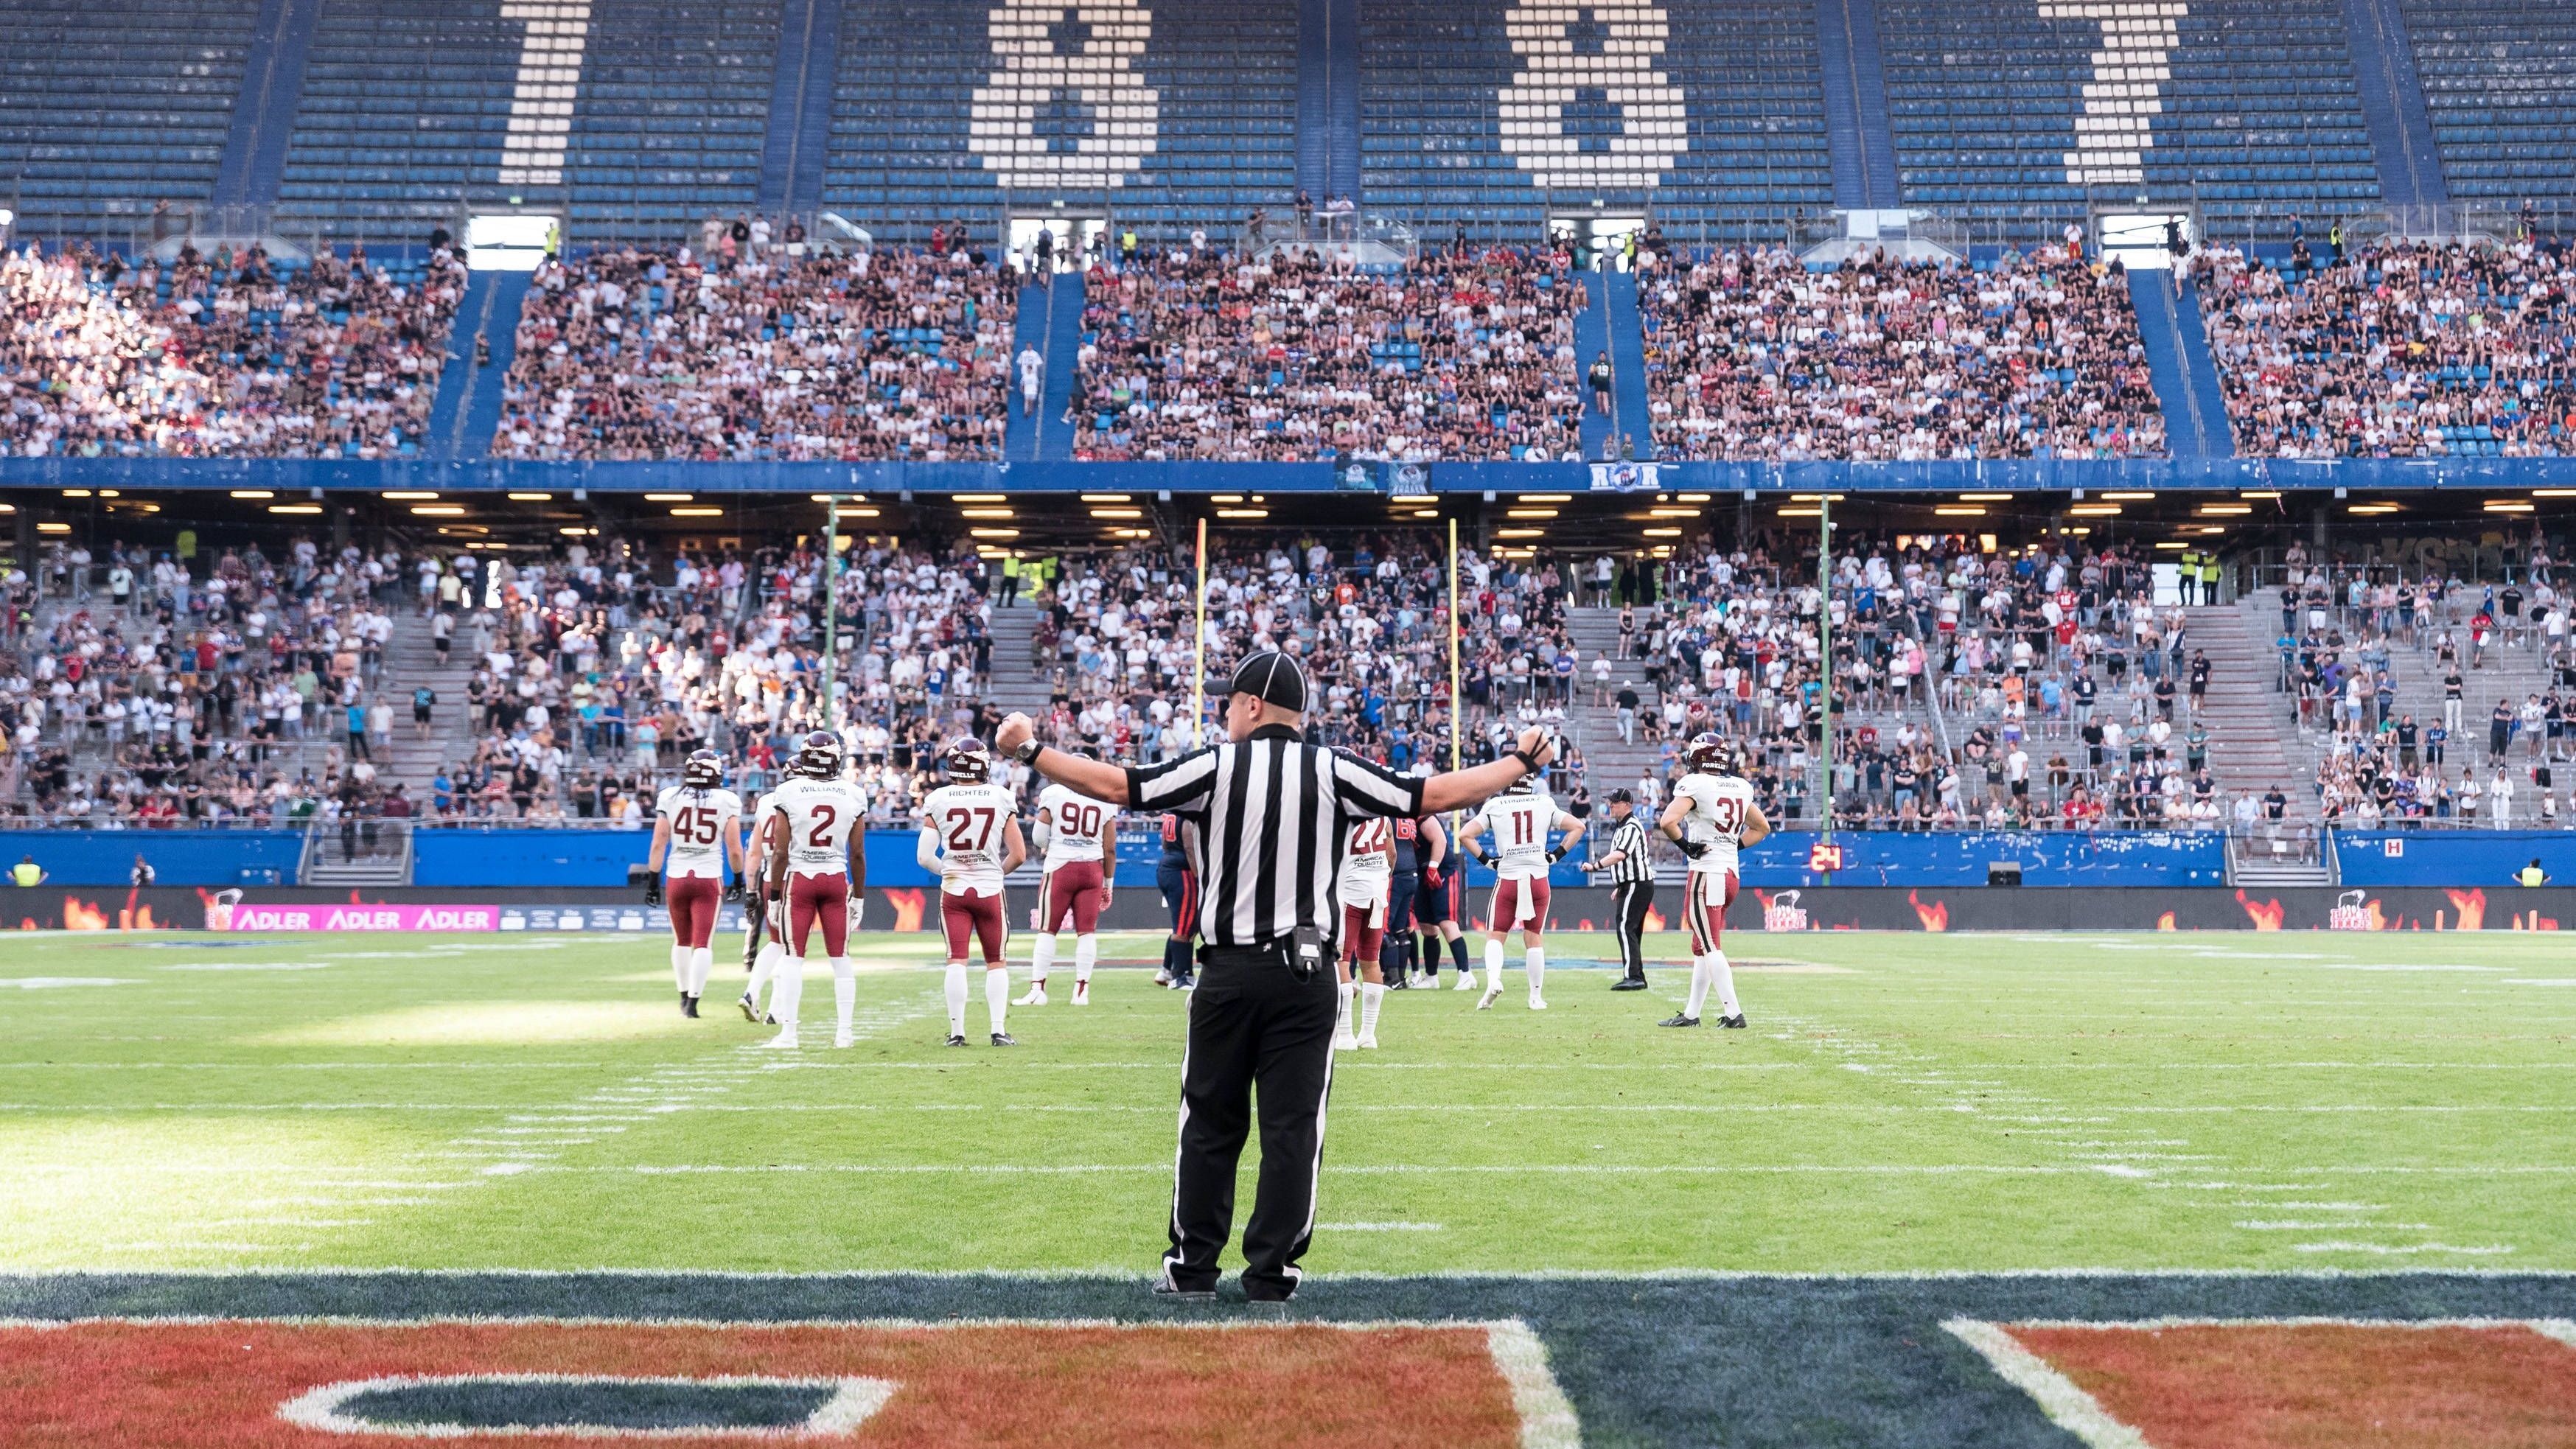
[
  {"left": 274, "top": 0, "right": 542, "bottom": 243},
  {"left": 0, "top": 0, "right": 256, "bottom": 240},
  {"left": 1880, "top": 0, "right": 2382, "bottom": 245},
  {"left": 2399, "top": 0, "right": 2576, "bottom": 212},
  {"left": 564, "top": 0, "right": 779, "bottom": 240},
  {"left": 825, "top": 0, "right": 1296, "bottom": 243},
  {"left": 1647, "top": 1, "right": 1835, "bottom": 239}
]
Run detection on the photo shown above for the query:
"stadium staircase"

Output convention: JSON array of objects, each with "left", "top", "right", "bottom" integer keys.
[
  {"left": 982, "top": 601, "right": 1055, "bottom": 721},
  {"left": 425, "top": 270, "right": 530, "bottom": 461},
  {"left": 1602, "top": 271, "right": 1653, "bottom": 460},
  {"left": 208, "top": 0, "right": 318, "bottom": 213},
  {"left": 371, "top": 609, "right": 475, "bottom": 808},
  {"left": 2340, "top": 0, "right": 2451, "bottom": 209},
  {"left": 1005, "top": 279, "right": 1050, "bottom": 461},
  {"left": 2185, "top": 602, "right": 2316, "bottom": 819},
  {"left": 1814, "top": 0, "right": 1901, "bottom": 210},
  {"left": 757, "top": 0, "right": 844, "bottom": 214},
  {"left": 1574, "top": 278, "right": 1613, "bottom": 458},
  {"left": 1033, "top": 282, "right": 1085, "bottom": 461},
  {"left": 2126, "top": 273, "right": 2234, "bottom": 460},
  {"left": 1296, "top": 0, "right": 1362, "bottom": 203}
]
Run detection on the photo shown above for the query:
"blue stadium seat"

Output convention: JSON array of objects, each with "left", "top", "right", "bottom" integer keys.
[{"left": 2400, "top": 0, "right": 2576, "bottom": 212}]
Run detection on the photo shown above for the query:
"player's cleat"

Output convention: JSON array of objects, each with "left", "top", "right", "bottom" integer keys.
[
  {"left": 833, "top": 1029, "right": 854, "bottom": 1049},
  {"left": 1476, "top": 983, "right": 1503, "bottom": 1010},
  {"left": 1527, "top": 993, "right": 1548, "bottom": 1011},
  {"left": 764, "top": 1011, "right": 778, "bottom": 1026},
  {"left": 946, "top": 1033, "right": 968, "bottom": 1048},
  {"left": 1610, "top": 978, "right": 1649, "bottom": 991},
  {"left": 737, "top": 991, "right": 760, "bottom": 1022},
  {"left": 759, "top": 1029, "right": 800, "bottom": 1050},
  {"left": 1414, "top": 972, "right": 1437, "bottom": 989},
  {"left": 683, "top": 994, "right": 701, "bottom": 1019},
  {"left": 1658, "top": 1013, "right": 1700, "bottom": 1028},
  {"left": 1718, "top": 1013, "right": 1749, "bottom": 1029},
  {"left": 1355, "top": 1031, "right": 1378, "bottom": 1050},
  {"left": 1173, "top": 974, "right": 1195, "bottom": 991},
  {"left": 1153, "top": 967, "right": 1173, "bottom": 987},
  {"left": 1333, "top": 1030, "right": 1359, "bottom": 1051},
  {"left": 1453, "top": 971, "right": 1479, "bottom": 991},
  {"left": 1072, "top": 980, "right": 1089, "bottom": 1005},
  {"left": 1383, "top": 974, "right": 1408, "bottom": 992},
  {"left": 991, "top": 1032, "right": 1018, "bottom": 1047},
  {"left": 678, "top": 991, "right": 691, "bottom": 1016},
  {"left": 1013, "top": 985, "right": 1048, "bottom": 1006}
]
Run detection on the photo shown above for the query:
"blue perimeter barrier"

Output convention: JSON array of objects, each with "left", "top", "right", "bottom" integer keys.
[{"left": 4, "top": 825, "right": 2559, "bottom": 890}]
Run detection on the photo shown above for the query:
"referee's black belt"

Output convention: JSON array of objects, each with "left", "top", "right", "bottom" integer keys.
[{"left": 1198, "top": 937, "right": 1331, "bottom": 968}]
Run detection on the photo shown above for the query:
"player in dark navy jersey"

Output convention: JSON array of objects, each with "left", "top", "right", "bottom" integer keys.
[{"left": 1154, "top": 811, "right": 1198, "bottom": 989}]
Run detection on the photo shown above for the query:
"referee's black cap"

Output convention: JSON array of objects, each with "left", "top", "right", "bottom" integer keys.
[
  {"left": 1215, "top": 649, "right": 1308, "bottom": 713},
  {"left": 1606, "top": 788, "right": 1635, "bottom": 804}
]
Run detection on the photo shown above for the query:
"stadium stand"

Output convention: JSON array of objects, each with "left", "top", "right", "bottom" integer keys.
[
  {"left": 2400, "top": 0, "right": 2576, "bottom": 214},
  {"left": 827, "top": 0, "right": 1298, "bottom": 244},
  {"left": 489, "top": 241, "right": 1016, "bottom": 461},
  {"left": 1636, "top": 239, "right": 2168, "bottom": 461},
  {"left": 1879, "top": 0, "right": 2384, "bottom": 244},
  {"left": 1070, "top": 242, "right": 1588, "bottom": 462},
  {"left": 0, "top": 239, "right": 466, "bottom": 458},
  {"left": 0, "top": 0, "right": 256, "bottom": 241},
  {"left": 2194, "top": 235, "right": 2576, "bottom": 458}
]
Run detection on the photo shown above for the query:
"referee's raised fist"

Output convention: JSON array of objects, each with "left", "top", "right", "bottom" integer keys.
[
  {"left": 994, "top": 713, "right": 1036, "bottom": 757},
  {"left": 1516, "top": 727, "right": 1558, "bottom": 769}
]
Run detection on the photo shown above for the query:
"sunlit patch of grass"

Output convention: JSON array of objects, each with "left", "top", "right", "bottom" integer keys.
[{"left": 259, "top": 1001, "right": 701, "bottom": 1047}]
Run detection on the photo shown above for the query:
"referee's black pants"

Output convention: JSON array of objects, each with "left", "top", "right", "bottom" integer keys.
[
  {"left": 1167, "top": 945, "right": 1337, "bottom": 1299},
  {"left": 1613, "top": 881, "right": 1654, "bottom": 984}
]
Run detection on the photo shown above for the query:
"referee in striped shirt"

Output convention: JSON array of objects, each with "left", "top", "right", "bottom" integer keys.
[
  {"left": 994, "top": 650, "right": 1555, "bottom": 1302},
  {"left": 1587, "top": 789, "right": 1655, "bottom": 991}
]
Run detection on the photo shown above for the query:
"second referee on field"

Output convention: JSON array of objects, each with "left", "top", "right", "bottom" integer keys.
[{"left": 995, "top": 650, "right": 1555, "bottom": 1302}]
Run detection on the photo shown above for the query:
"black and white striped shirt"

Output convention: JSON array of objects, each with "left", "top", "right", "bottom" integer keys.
[
  {"left": 1601, "top": 817, "right": 1655, "bottom": 886},
  {"left": 1125, "top": 726, "right": 1425, "bottom": 945}
]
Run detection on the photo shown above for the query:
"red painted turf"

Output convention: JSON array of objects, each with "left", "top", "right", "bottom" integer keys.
[
  {"left": 2011, "top": 1322, "right": 2576, "bottom": 1449},
  {"left": 0, "top": 1320, "right": 1525, "bottom": 1447}
]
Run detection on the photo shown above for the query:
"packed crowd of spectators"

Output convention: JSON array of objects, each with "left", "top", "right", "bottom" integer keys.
[
  {"left": 1072, "top": 244, "right": 1589, "bottom": 462},
  {"left": 2197, "top": 235, "right": 2576, "bottom": 458},
  {"left": 1637, "top": 241, "right": 2167, "bottom": 461},
  {"left": 0, "top": 239, "right": 465, "bottom": 458},
  {"left": 492, "top": 241, "right": 1016, "bottom": 461}
]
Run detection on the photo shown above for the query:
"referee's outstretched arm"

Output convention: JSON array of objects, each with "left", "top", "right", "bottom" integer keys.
[{"left": 994, "top": 705, "right": 1555, "bottom": 811}]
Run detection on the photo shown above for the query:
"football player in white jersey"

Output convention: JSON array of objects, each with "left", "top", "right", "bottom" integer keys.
[
  {"left": 1656, "top": 733, "right": 1770, "bottom": 1028},
  {"left": 643, "top": 748, "right": 744, "bottom": 1018},
  {"left": 1017, "top": 768, "right": 1116, "bottom": 1007},
  {"left": 736, "top": 769, "right": 797, "bottom": 1025},
  {"left": 761, "top": 730, "right": 871, "bottom": 1050},
  {"left": 918, "top": 738, "right": 1027, "bottom": 1047},
  {"left": 1334, "top": 815, "right": 1395, "bottom": 1050},
  {"left": 1459, "top": 775, "right": 1584, "bottom": 1011}
]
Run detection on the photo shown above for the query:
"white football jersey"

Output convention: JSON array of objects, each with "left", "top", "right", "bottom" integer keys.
[
  {"left": 772, "top": 776, "right": 867, "bottom": 877},
  {"left": 655, "top": 785, "right": 741, "bottom": 879},
  {"left": 1477, "top": 792, "right": 1556, "bottom": 881},
  {"left": 1338, "top": 817, "right": 1393, "bottom": 904},
  {"left": 1675, "top": 771, "right": 1758, "bottom": 874},
  {"left": 1037, "top": 783, "right": 1114, "bottom": 867},
  {"left": 923, "top": 781, "right": 1015, "bottom": 895}
]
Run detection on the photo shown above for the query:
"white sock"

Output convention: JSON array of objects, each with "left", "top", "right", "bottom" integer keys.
[
  {"left": 748, "top": 942, "right": 782, "bottom": 1005},
  {"left": 1359, "top": 982, "right": 1386, "bottom": 1036},
  {"left": 985, "top": 966, "right": 1010, "bottom": 1035},
  {"left": 772, "top": 957, "right": 806, "bottom": 1027},
  {"left": 669, "top": 944, "right": 689, "bottom": 994},
  {"left": 1482, "top": 940, "right": 1503, "bottom": 986},
  {"left": 1336, "top": 980, "right": 1355, "bottom": 1037},
  {"left": 1072, "top": 934, "right": 1097, "bottom": 986},
  {"left": 1709, "top": 950, "right": 1739, "bottom": 1019},
  {"left": 1028, "top": 933, "right": 1055, "bottom": 987},
  {"left": 944, "top": 962, "right": 969, "bottom": 1036},
  {"left": 1526, "top": 945, "right": 1545, "bottom": 996},
  {"left": 831, "top": 957, "right": 854, "bottom": 1036},
  {"left": 1686, "top": 956, "right": 1714, "bottom": 1019},
  {"left": 686, "top": 947, "right": 712, "bottom": 999}
]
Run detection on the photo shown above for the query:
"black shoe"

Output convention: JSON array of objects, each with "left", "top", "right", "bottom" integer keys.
[
  {"left": 946, "top": 1033, "right": 968, "bottom": 1047},
  {"left": 1149, "top": 1271, "right": 1215, "bottom": 1302},
  {"left": 1718, "top": 1013, "right": 1748, "bottom": 1029},
  {"left": 991, "top": 1032, "right": 1018, "bottom": 1047},
  {"left": 1610, "top": 978, "right": 1648, "bottom": 991},
  {"left": 1171, "top": 974, "right": 1195, "bottom": 990},
  {"left": 1659, "top": 1013, "right": 1700, "bottom": 1027},
  {"left": 1384, "top": 974, "right": 1409, "bottom": 991},
  {"left": 683, "top": 994, "right": 700, "bottom": 1019},
  {"left": 1242, "top": 1285, "right": 1297, "bottom": 1304}
]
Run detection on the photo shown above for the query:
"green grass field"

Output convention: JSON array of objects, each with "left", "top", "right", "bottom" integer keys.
[{"left": 8, "top": 928, "right": 2575, "bottom": 1279}]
